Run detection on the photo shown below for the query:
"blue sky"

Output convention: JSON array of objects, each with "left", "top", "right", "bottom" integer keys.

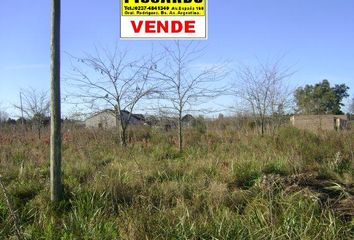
[{"left": 0, "top": 0, "right": 353, "bottom": 117}]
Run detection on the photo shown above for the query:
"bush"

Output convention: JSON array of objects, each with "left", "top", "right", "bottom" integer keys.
[
  {"left": 263, "top": 160, "right": 290, "bottom": 176},
  {"left": 233, "top": 162, "right": 262, "bottom": 189}
]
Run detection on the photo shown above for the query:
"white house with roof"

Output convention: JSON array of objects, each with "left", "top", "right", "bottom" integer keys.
[{"left": 85, "top": 109, "right": 145, "bottom": 129}]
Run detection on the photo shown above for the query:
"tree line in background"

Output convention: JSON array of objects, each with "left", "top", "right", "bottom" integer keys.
[
  {"left": 0, "top": 39, "right": 351, "bottom": 206},
  {"left": 0, "top": 0, "right": 351, "bottom": 217},
  {"left": 0, "top": 42, "right": 352, "bottom": 151}
]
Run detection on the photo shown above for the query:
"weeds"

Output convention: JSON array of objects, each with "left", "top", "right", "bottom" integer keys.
[{"left": 0, "top": 125, "right": 353, "bottom": 239}]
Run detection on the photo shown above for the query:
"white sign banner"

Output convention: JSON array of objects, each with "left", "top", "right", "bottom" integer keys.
[{"left": 120, "top": 0, "right": 207, "bottom": 40}]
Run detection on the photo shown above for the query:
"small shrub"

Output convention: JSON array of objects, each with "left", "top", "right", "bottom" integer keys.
[
  {"left": 263, "top": 161, "right": 290, "bottom": 176},
  {"left": 193, "top": 116, "right": 207, "bottom": 134},
  {"left": 233, "top": 162, "right": 262, "bottom": 189},
  {"left": 8, "top": 181, "right": 41, "bottom": 207}
]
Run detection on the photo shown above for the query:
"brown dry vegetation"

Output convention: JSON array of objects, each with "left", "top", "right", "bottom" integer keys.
[{"left": 0, "top": 121, "right": 353, "bottom": 239}]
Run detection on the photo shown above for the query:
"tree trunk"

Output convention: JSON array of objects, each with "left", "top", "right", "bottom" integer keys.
[
  {"left": 115, "top": 106, "right": 127, "bottom": 147},
  {"left": 115, "top": 110, "right": 122, "bottom": 144},
  {"left": 50, "top": 0, "right": 62, "bottom": 202},
  {"left": 37, "top": 125, "right": 41, "bottom": 140},
  {"left": 178, "top": 112, "right": 183, "bottom": 153},
  {"left": 121, "top": 125, "right": 127, "bottom": 147},
  {"left": 117, "top": 117, "right": 127, "bottom": 147}
]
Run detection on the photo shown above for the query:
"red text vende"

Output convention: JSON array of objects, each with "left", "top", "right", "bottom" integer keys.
[{"left": 131, "top": 20, "right": 195, "bottom": 33}]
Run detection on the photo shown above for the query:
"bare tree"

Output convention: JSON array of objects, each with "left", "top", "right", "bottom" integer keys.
[
  {"left": 232, "top": 58, "right": 293, "bottom": 135},
  {"left": 67, "top": 46, "right": 159, "bottom": 146},
  {"left": 152, "top": 41, "right": 228, "bottom": 152},
  {"left": 349, "top": 97, "right": 354, "bottom": 114},
  {"left": 14, "top": 88, "right": 50, "bottom": 138},
  {"left": 0, "top": 103, "right": 9, "bottom": 123},
  {"left": 50, "top": 0, "right": 62, "bottom": 202}
]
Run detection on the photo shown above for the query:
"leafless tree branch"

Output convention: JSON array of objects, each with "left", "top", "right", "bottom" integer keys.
[{"left": 65, "top": 46, "right": 160, "bottom": 146}]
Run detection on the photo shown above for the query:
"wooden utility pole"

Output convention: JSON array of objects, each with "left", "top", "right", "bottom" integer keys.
[{"left": 50, "top": 0, "right": 62, "bottom": 202}]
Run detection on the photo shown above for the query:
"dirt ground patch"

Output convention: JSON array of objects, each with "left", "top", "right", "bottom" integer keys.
[{"left": 257, "top": 172, "right": 354, "bottom": 220}]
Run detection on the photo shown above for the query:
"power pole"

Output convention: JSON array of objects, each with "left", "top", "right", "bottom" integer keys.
[
  {"left": 19, "top": 92, "right": 24, "bottom": 125},
  {"left": 50, "top": 0, "right": 62, "bottom": 202}
]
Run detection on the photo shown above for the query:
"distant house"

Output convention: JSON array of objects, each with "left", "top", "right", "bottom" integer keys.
[
  {"left": 144, "top": 115, "right": 176, "bottom": 130},
  {"left": 162, "top": 117, "right": 178, "bottom": 131},
  {"left": 181, "top": 114, "right": 195, "bottom": 127},
  {"left": 146, "top": 114, "right": 195, "bottom": 130},
  {"left": 290, "top": 115, "right": 348, "bottom": 132},
  {"left": 145, "top": 115, "right": 159, "bottom": 126},
  {"left": 85, "top": 109, "right": 145, "bottom": 129}
]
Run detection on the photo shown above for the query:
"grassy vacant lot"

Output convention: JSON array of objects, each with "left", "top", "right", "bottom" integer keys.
[{"left": 0, "top": 123, "right": 353, "bottom": 239}]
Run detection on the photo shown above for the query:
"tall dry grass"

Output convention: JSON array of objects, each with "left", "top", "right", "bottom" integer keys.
[{"left": 0, "top": 121, "right": 353, "bottom": 239}]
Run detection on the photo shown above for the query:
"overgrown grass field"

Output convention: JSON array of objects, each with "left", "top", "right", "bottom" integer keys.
[{"left": 0, "top": 123, "right": 353, "bottom": 239}]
